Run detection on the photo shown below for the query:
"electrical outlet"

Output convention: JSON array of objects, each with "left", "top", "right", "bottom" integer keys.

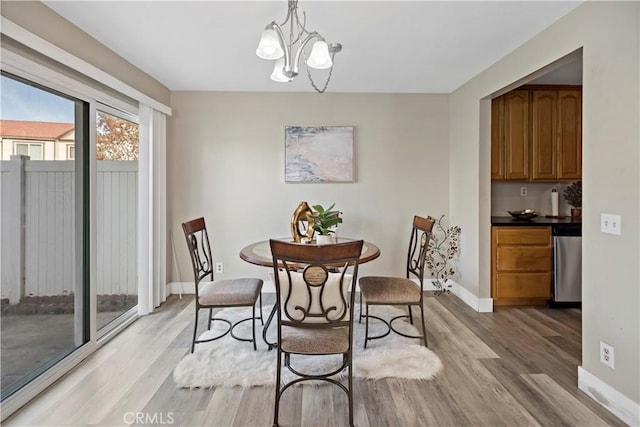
[
  {"left": 600, "top": 341, "right": 615, "bottom": 369},
  {"left": 215, "top": 262, "right": 223, "bottom": 273},
  {"left": 520, "top": 187, "right": 527, "bottom": 197}
]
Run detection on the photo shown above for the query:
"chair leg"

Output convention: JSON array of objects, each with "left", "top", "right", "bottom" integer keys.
[
  {"left": 259, "top": 293, "right": 264, "bottom": 325},
  {"left": 419, "top": 303, "right": 428, "bottom": 347},
  {"left": 359, "top": 292, "right": 363, "bottom": 323},
  {"left": 207, "top": 308, "right": 213, "bottom": 330},
  {"left": 191, "top": 308, "right": 199, "bottom": 353},
  {"left": 274, "top": 347, "right": 282, "bottom": 427},
  {"left": 408, "top": 305, "right": 414, "bottom": 324},
  {"left": 252, "top": 304, "right": 257, "bottom": 351},
  {"left": 364, "top": 303, "right": 370, "bottom": 349},
  {"left": 348, "top": 350, "right": 354, "bottom": 427}
]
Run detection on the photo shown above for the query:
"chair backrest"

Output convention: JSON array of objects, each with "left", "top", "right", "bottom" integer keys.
[
  {"left": 182, "top": 217, "right": 214, "bottom": 293},
  {"left": 406, "top": 216, "right": 436, "bottom": 285},
  {"left": 269, "top": 239, "right": 363, "bottom": 328}
]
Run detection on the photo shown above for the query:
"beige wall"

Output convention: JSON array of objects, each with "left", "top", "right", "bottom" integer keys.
[
  {"left": 450, "top": 1, "right": 639, "bottom": 404},
  {"left": 168, "top": 92, "right": 449, "bottom": 285},
  {"left": 1, "top": 1, "right": 170, "bottom": 106}
]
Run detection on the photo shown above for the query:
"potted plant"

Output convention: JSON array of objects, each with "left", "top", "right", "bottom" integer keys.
[
  {"left": 307, "top": 203, "right": 342, "bottom": 244},
  {"left": 563, "top": 181, "right": 582, "bottom": 218}
]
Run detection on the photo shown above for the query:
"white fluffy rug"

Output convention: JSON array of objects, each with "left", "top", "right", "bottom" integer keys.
[{"left": 173, "top": 304, "right": 443, "bottom": 388}]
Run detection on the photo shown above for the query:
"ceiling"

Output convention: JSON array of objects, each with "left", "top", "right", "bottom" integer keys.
[{"left": 43, "top": 1, "right": 583, "bottom": 94}]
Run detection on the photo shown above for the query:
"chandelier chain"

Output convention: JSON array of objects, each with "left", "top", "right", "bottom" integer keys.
[{"left": 304, "top": 51, "right": 335, "bottom": 94}]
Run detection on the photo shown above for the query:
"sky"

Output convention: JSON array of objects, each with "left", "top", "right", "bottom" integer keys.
[{"left": 0, "top": 75, "right": 75, "bottom": 123}]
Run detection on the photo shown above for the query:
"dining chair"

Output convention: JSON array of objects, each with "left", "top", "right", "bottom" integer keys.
[
  {"left": 269, "top": 239, "right": 363, "bottom": 427},
  {"left": 182, "top": 217, "right": 263, "bottom": 353},
  {"left": 358, "top": 215, "right": 435, "bottom": 348}
]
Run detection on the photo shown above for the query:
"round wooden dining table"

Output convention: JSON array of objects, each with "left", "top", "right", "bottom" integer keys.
[
  {"left": 239, "top": 237, "right": 381, "bottom": 268},
  {"left": 239, "top": 237, "right": 381, "bottom": 349}
]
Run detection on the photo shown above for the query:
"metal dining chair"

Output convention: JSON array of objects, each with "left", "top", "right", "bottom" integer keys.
[
  {"left": 182, "top": 217, "right": 263, "bottom": 353},
  {"left": 359, "top": 215, "right": 435, "bottom": 348},
  {"left": 270, "top": 239, "right": 363, "bottom": 427}
]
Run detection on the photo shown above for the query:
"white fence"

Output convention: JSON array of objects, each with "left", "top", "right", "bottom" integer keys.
[{"left": 1, "top": 156, "right": 137, "bottom": 303}]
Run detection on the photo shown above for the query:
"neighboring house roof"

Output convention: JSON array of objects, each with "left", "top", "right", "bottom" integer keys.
[{"left": 0, "top": 120, "right": 74, "bottom": 140}]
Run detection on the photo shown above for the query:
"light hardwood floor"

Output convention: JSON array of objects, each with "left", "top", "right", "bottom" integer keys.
[{"left": 5, "top": 293, "right": 625, "bottom": 426}]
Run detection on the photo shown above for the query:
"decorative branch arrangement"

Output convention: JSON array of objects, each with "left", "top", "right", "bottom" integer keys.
[
  {"left": 425, "top": 215, "right": 461, "bottom": 295},
  {"left": 563, "top": 181, "right": 582, "bottom": 207}
]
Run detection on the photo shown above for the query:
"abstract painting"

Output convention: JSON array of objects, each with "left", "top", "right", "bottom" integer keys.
[{"left": 285, "top": 126, "right": 354, "bottom": 182}]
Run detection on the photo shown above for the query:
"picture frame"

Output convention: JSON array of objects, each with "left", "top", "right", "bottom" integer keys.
[{"left": 285, "top": 126, "right": 354, "bottom": 182}]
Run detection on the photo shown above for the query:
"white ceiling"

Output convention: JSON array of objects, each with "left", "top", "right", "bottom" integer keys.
[{"left": 43, "top": 1, "right": 583, "bottom": 93}]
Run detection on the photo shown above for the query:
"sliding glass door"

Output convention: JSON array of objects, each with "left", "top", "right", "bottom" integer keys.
[
  {"left": 0, "top": 72, "right": 88, "bottom": 399},
  {"left": 0, "top": 72, "right": 141, "bottom": 401}
]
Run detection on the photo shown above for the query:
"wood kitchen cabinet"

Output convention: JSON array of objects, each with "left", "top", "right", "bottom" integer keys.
[
  {"left": 531, "top": 90, "right": 557, "bottom": 180},
  {"left": 492, "top": 90, "right": 530, "bottom": 180},
  {"left": 491, "top": 226, "right": 552, "bottom": 307},
  {"left": 492, "top": 86, "right": 582, "bottom": 181},
  {"left": 556, "top": 89, "right": 582, "bottom": 179}
]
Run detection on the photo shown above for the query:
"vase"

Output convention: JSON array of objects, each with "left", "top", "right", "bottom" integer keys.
[
  {"left": 316, "top": 235, "right": 334, "bottom": 245},
  {"left": 571, "top": 207, "right": 582, "bottom": 219}
]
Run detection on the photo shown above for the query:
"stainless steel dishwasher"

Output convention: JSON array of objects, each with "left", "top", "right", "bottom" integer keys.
[{"left": 551, "top": 223, "right": 582, "bottom": 307}]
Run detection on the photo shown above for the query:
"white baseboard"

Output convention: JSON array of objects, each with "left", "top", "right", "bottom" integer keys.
[
  {"left": 168, "top": 279, "right": 493, "bottom": 313},
  {"left": 169, "top": 281, "right": 194, "bottom": 295},
  {"left": 448, "top": 280, "right": 494, "bottom": 312},
  {"left": 578, "top": 366, "right": 640, "bottom": 426}
]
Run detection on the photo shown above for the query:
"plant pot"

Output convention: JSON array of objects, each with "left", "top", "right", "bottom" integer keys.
[
  {"left": 316, "top": 235, "right": 334, "bottom": 245},
  {"left": 571, "top": 207, "right": 582, "bottom": 219}
]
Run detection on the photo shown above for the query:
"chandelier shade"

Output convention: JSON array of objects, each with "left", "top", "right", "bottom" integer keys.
[
  {"left": 306, "top": 41, "right": 333, "bottom": 70},
  {"left": 255, "top": 0, "right": 342, "bottom": 93},
  {"left": 270, "top": 58, "right": 290, "bottom": 83},
  {"left": 256, "top": 29, "right": 284, "bottom": 60}
]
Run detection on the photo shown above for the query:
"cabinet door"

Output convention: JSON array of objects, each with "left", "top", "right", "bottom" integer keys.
[
  {"left": 531, "top": 90, "right": 558, "bottom": 180},
  {"left": 504, "top": 90, "right": 530, "bottom": 180},
  {"left": 557, "top": 89, "right": 582, "bottom": 179},
  {"left": 491, "top": 96, "right": 505, "bottom": 180}
]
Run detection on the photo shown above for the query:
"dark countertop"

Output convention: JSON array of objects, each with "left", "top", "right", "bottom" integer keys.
[{"left": 491, "top": 216, "right": 582, "bottom": 227}]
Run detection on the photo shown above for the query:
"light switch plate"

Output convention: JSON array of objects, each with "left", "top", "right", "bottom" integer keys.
[
  {"left": 610, "top": 214, "right": 621, "bottom": 235},
  {"left": 601, "top": 213, "right": 622, "bottom": 235}
]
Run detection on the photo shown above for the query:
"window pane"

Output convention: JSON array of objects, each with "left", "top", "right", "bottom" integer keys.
[
  {"left": 96, "top": 110, "right": 138, "bottom": 332},
  {"left": 1, "top": 73, "right": 86, "bottom": 400},
  {"left": 29, "top": 144, "right": 43, "bottom": 160},
  {"left": 96, "top": 111, "right": 139, "bottom": 161},
  {"left": 15, "top": 143, "right": 28, "bottom": 156}
]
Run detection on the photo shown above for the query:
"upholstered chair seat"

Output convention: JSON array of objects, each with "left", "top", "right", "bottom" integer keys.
[
  {"left": 280, "top": 325, "right": 350, "bottom": 354},
  {"left": 358, "top": 276, "right": 421, "bottom": 304},
  {"left": 198, "top": 279, "right": 262, "bottom": 306}
]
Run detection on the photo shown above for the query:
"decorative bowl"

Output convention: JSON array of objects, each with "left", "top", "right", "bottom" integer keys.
[{"left": 508, "top": 209, "right": 539, "bottom": 220}]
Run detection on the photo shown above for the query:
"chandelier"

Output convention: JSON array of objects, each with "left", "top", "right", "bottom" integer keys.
[{"left": 256, "top": 0, "right": 342, "bottom": 93}]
